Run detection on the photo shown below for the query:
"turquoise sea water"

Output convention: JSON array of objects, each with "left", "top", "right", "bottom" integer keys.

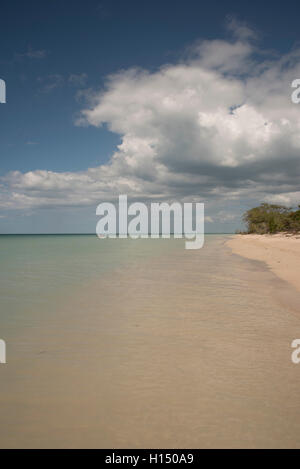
[
  {"left": 0, "top": 234, "right": 300, "bottom": 448},
  {"left": 0, "top": 235, "right": 177, "bottom": 321}
]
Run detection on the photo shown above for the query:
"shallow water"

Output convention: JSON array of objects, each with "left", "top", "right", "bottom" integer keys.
[{"left": 0, "top": 235, "right": 300, "bottom": 448}]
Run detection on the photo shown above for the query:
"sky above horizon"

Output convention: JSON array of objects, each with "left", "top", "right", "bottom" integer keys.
[{"left": 1, "top": 0, "right": 300, "bottom": 233}]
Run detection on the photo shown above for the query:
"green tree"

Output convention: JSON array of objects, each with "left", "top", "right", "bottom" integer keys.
[{"left": 243, "top": 203, "right": 295, "bottom": 234}]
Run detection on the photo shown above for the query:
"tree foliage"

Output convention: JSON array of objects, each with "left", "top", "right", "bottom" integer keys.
[{"left": 243, "top": 203, "right": 300, "bottom": 234}]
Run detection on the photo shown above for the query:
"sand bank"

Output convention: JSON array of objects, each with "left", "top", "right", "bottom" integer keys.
[{"left": 227, "top": 234, "right": 300, "bottom": 293}]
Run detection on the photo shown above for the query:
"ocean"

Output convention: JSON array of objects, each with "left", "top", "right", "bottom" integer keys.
[{"left": 0, "top": 234, "right": 300, "bottom": 448}]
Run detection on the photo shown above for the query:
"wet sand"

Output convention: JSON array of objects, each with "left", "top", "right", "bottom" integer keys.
[{"left": 227, "top": 234, "right": 300, "bottom": 293}]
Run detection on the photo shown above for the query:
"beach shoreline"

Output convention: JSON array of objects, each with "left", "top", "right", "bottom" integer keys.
[
  {"left": 226, "top": 234, "right": 300, "bottom": 293},
  {"left": 2, "top": 235, "right": 300, "bottom": 448}
]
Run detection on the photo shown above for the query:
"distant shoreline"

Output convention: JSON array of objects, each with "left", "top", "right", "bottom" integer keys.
[{"left": 227, "top": 233, "right": 300, "bottom": 293}]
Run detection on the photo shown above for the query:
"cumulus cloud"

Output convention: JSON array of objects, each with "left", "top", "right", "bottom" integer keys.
[
  {"left": 1, "top": 20, "right": 300, "bottom": 223},
  {"left": 265, "top": 191, "right": 300, "bottom": 206}
]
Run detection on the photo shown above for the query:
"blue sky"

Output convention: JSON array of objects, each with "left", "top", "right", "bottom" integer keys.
[{"left": 1, "top": 0, "right": 300, "bottom": 233}]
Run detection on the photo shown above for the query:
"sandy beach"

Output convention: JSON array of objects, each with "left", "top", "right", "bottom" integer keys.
[
  {"left": 1, "top": 235, "right": 300, "bottom": 448},
  {"left": 227, "top": 234, "right": 300, "bottom": 293}
]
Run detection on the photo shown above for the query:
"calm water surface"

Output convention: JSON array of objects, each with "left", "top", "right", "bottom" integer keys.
[{"left": 0, "top": 235, "right": 300, "bottom": 448}]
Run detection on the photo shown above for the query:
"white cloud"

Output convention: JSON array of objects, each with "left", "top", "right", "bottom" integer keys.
[
  {"left": 265, "top": 192, "right": 300, "bottom": 206},
  {"left": 1, "top": 21, "right": 300, "bottom": 219}
]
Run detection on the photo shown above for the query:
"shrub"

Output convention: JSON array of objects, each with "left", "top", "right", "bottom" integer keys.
[{"left": 243, "top": 203, "right": 300, "bottom": 234}]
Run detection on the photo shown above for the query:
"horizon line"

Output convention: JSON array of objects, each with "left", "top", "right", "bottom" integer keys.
[{"left": 0, "top": 232, "right": 235, "bottom": 236}]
